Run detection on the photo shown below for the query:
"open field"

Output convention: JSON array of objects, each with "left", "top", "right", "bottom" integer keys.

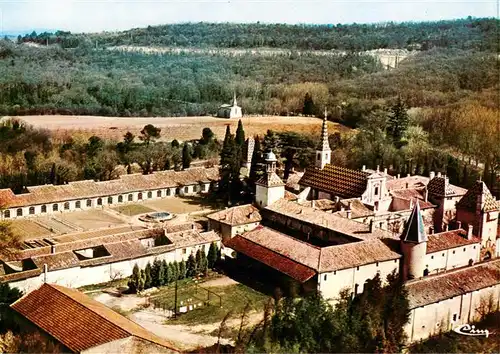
[
  {"left": 57, "top": 209, "right": 125, "bottom": 230},
  {"left": 142, "top": 196, "right": 219, "bottom": 214},
  {"left": 112, "top": 204, "right": 156, "bottom": 216},
  {"left": 14, "top": 115, "right": 347, "bottom": 141}
]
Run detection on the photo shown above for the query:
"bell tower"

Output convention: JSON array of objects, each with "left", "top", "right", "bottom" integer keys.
[
  {"left": 315, "top": 108, "right": 331, "bottom": 169},
  {"left": 255, "top": 150, "right": 285, "bottom": 208}
]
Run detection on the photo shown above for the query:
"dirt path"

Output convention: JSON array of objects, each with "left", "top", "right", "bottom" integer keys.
[
  {"left": 202, "top": 277, "right": 239, "bottom": 288},
  {"left": 11, "top": 115, "right": 346, "bottom": 141}
]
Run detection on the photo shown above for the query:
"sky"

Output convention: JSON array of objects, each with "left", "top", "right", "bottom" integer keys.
[{"left": 1, "top": 0, "right": 498, "bottom": 34}]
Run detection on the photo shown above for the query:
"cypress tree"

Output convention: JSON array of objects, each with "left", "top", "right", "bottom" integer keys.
[
  {"left": 235, "top": 119, "right": 246, "bottom": 147},
  {"left": 249, "top": 135, "right": 265, "bottom": 189},
  {"left": 200, "top": 250, "right": 208, "bottom": 276},
  {"left": 162, "top": 260, "right": 171, "bottom": 284},
  {"left": 302, "top": 92, "right": 315, "bottom": 116},
  {"left": 172, "top": 261, "right": 179, "bottom": 280},
  {"left": 195, "top": 249, "right": 203, "bottom": 276},
  {"left": 186, "top": 253, "right": 197, "bottom": 278},
  {"left": 144, "top": 262, "right": 152, "bottom": 289},
  {"left": 219, "top": 126, "right": 238, "bottom": 205},
  {"left": 168, "top": 263, "right": 178, "bottom": 282},
  {"left": 151, "top": 259, "right": 161, "bottom": 287},
  {"left": 158, "top": 260, "right": 165, "bottom": 286},
  {"left": 207, "top": 242, "right": 218, "bottom": 269},
  {"left": 138, "top": 269, "right": 146, "bottom": 292},
  {"left": 127, "top": 264, "right": 141, "bottom": 293},
  {"left": 182, "top": 143, "right": 192, "bottom": 169},
  {"left": 179, "top": 259, "right": 187, "bottom": 279}
]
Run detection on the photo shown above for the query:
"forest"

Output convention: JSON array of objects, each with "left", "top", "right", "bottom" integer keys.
[{"left": 0, "top": 18, "right": 498, "bottom": 196}]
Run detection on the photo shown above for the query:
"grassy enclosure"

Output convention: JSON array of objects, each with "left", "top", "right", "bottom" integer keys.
[
  {"left": 149, "top": 279, "right": 269, "bottom": 325},
  {"left": 113, "top": 204, "right": 156, "bottom": 216}
]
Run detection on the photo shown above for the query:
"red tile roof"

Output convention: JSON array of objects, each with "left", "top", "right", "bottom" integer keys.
[
  {"left": 225, "top": 235, "right": 316, "bottom": 283},
  {"left": 456, "top": 181, "right": 500, "bottom": 212},
  {"left": 426, "top": 229, "right": 481, "bottom": 254},
  {"left": 207, "top": 204, "right": 262, "bottom": 226},
  {"left": 299, "top": 165, "right": 369, "bottom": 199},
  {"left": 11, "top": 284, "right": 180, "bottom": 352},
  {"left": 406, "top": 259, "right": 500, "bottom": 308},
  {"left": 426, "top": 176, "right": 466, "bottom": 197}
]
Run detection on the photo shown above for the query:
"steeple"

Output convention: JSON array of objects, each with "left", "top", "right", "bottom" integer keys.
[
  {"left": 401, "top": 201, "right": 427, "bottom": 243},
  {"left": 232, "top": 92, "right": 238, "bottom": 107},
  {"left": 255, "top": 149, "right": 285, "bottom": 208},
  {"left": 315, "top": 108, "right": 331, "bottom": 169}
]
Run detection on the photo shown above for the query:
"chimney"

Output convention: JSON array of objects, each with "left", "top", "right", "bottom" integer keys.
[
  {"left": 362, "top": 165, "right": 366, "bottom": 171},
  {"left": 425, "top": 189, "right": 429, "bottom": 202},
  {"left": 429, "top": 226, "right": 434, "bottom": 234},
  {"left": 384, "top": 168, "right": 388, "bottom": 176},
  {"left": 437, "top": 172, "right": 442, "bottom": 178},
  {"left": 43, "top": 264, "right": 48, "bottom": 283},
  {"left": 397, "top": 173, "right": 400, "bottom": 179},
  {"left": 376, "top": 165, "right": 380, "bottom": 172},
  {"left": 429, "top": 171, "right": 435, "bottom": 179},
  {"left": 467, "top": 224, "right": 474, "bottom": 240},
  {"left": 346, "top": 209, "right": 352, "bottom": 219},
  {"left": 369, "top": 219, "right": 374, "bottom": 233},
  {"left": 51, "top": 245, "right": 56, "bottom": 254},
  {"left": 456, "top": 221, "right": 462, "bottom": 230}
]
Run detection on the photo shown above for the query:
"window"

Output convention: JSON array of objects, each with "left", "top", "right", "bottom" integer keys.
[
  {"left": 182, "top": 248, "right": 187, "bottom": 254},
  {"left": 41, "top": 205, "right": 47, "bottom": 213},
  {"left": 53, "top": 204, "right": 58, "bottom": 211},
  {"left": 4, "top": 210, "right": 10, "bottom": 218},
  {"left": 138, "top": 193, "right": 143, "bottom": 200},
  {"left": 423, "top": 268, "right": 429, "bottom": 276},
  {"left": 374, "top": 186, "right": 379, "bottom": 195},
  {"left": 118, "top": 195, "right": 123, "bottom": 203},
  {"left": 379, "top": 222, "right": 383, "bottom": 228},
  {"left": 157, "top": 190, "right": 162, "bottom": 198},
  {"left": 376, "top": 262, "right": 379, "bottom": 267},
  {"left": 333, "top": 271, "right": 336, "bottom": 275},
  {"left": 473, "top": 245, "right": 476, "bottom": 249},
  {"left": 29, "top": 207, "right": 35, "bottom": 215},
  {"left": 128, "top": 194, "right": 133, "bottom": 201},
  {"left": 97, "top": 198, "right": 103, "bottom": 206},
  {"left": 16, "top": 208, "right": 23, "bottom": 217},
  {"left": 107, "top": 196, "right": 113, "bottom": 205},
  {"left": 452, "top": 314, "right": 457, "bottom": 322},
  {"left": 324, "top": 274, "right": 327, "bottom": 281},
  {"left": 394, "top": 259, "right": 397, "bottom": 263},
  {"left": 166, "top": 189, "right": 171, "bottom": 196},
  {"left": 442, "top": 253, "right": 445, "bottom": 257},
  {"left": 463, "top": 248, "right": 466, "bottom": 252},
  {"left": 86, "top": 199, "right": 92, "bottom": 207},
  {"left": 147, "top": 191, "right": 152, "bottom": 199},
  {"left": 356, "top": 266, "right": 359, "bottom": 271},
  {"left": 184, "top": 186, "right": 189, "bottom": 193},
  {"left": 431, "top": 255, "right": 434, "bottom": 259},
  {"left": 64, "top": 202, "right": 70, "bottom": 210},
  {"left": 452, "top": 250, "right": 455, "bottom": 254},
  {"left": 75, "top": 201, "right": 81, "bottom": 208},
  {"left": 317, "top": 153, "right": 320, "bottom": 160}
]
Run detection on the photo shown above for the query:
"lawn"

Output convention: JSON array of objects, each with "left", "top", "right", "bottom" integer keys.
[
  {"left": 58, "top": 209, "right": 124, "bottom": 230},
  {"left": 113, "top": 204, "right": 156, "bottom": 216},
  {"left": 78, "top": 278, "right": 128, "bottom": 292},
  {"left": 149, "top": 279, "right": 269, "bottom": 325}
]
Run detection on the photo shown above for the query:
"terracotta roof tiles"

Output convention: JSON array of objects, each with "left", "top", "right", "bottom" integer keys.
[
  {"left": 427, "top": 176, "right": 466, "bottom": 197},
  {"left": 11, "top": 283, "right": 180, "bottom": 352},
  {"left": 207, "top": 204, "right": 262, "bottom": 226},
  {"left": 456, "top": 181, "right": 500, "bottom": 212},
  {"left": 299, "top": 165, "right": 369, "bottom": 199},
  {"left": 426, "top": 229, "right": 481, "bottom": 254},
  {"left": 406, "top": 259, "right": 500, "bottom": 308}
]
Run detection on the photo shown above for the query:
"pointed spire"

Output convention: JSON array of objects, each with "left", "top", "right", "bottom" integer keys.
[
  {"left": 401, "top": 201, "right": 427, "bottom": 243},
  {"left": 318, "top": 107, "right": 331, "bottom": 152},
  {"left": 232, "top": 92, "right": 237, "bottom": 107}
]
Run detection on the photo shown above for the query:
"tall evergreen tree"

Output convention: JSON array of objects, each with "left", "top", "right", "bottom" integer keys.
[
  {"left": 302, "top": 92, "right": 315, "bottom": 116},
  {"left": 179, "top": 259, "right": 187, "bottom": 279},
  {"left": 168, "top": 263, "right": 178, "bottom": 282},
  {"left": 144, "top": 262, "right": 152, "bottom": 289},
  {"left": 207, "top": 242, "right": 219, "bottom": 269},
  {"left": 162, "top": 260, "right": 171, "bottom": 284},
  {"left": 387, "top": 96, "right": 409, "bottom": 147},
  {"left": 219, "top": 126, "right": 240, "bottom": 205},
  {"left": 151, "top": 258, "right": 162, "bottom": 287},
  {"left": 127, "top": 264, "right": 142, "bottom": 293},
  {"left": 186, "top": 253, "right": 197, "bottom": 277},
  {"left": 158, "top": 260, "right": 165, "bottom": 286},
  {"left": 182, "top": 143, "right": 192, "bottom": 169},
  {"left": 235, "top": 119, "right": 246, "bottom": 147}
]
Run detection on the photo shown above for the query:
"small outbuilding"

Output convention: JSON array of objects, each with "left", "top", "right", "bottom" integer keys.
[{"left": 217, "top": 93, "right": 242, "bottom": 119}]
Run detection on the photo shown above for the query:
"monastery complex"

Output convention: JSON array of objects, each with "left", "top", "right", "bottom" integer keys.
[{"left": 1, "top": 116, "right": 499, "bottom": 344}]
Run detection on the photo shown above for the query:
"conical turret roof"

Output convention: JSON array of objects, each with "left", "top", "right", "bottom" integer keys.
[{"left": 401, "top": 201, "right": 427, "bottom": 243}]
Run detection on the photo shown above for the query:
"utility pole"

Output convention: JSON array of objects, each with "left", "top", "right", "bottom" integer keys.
[{"left": 173, "top": 277, "right": 178, "bottom": 319}]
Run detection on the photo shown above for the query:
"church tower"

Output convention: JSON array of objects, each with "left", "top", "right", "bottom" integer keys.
[
  {"left": 255, "top": 150, "right": 285, "bottom": 208},
  {"left": 315, "top": 108, "right": 331, "bottom": 169},
  {"left": 401, "top": 201, "right": 428, "bottom": 280}
]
